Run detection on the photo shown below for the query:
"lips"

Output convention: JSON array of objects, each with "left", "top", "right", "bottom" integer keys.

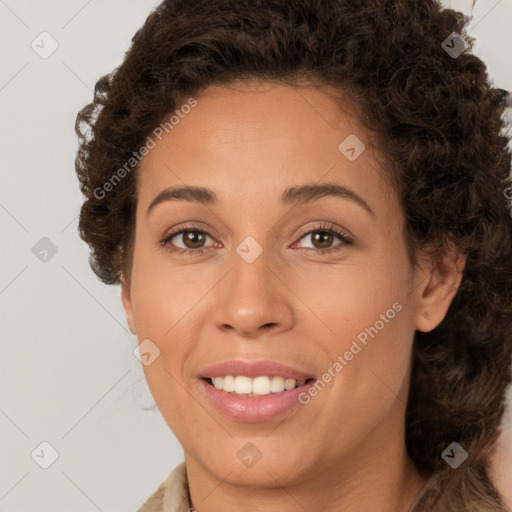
[{"left": 196, "top": 359, "right": 317, "bottom": 422}]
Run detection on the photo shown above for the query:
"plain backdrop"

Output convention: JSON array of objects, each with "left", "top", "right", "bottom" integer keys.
[{"left": 0, "top": 1, "right": 511, "bottom": 510}]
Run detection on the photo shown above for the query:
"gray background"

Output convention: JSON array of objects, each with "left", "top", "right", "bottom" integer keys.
[{"left": 1, "top": 1, "right": 511, "bottom": 510}]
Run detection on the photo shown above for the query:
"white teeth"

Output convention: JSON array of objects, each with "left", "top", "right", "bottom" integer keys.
[
  {"left": 252, "top": 376, "right": 271, "bottom": 395},
  {"left": 234, "top": 376, "right": 252, "bottom": 394},
  {"left": 284, "top": 378, "right": 296, "bottom": 390},
  {"left": 208, "top": 375, "right": 308, "bottom": 396},
  {"left": 223, "top": 375, "right": 235, "bottom": 392},
  {"left": 270, "top": 376, "right": 285, "bottom": 393}
]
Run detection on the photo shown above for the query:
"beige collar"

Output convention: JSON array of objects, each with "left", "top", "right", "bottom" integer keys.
[{"left": 137, "top": 462, "right": 190, "bottom": 512}]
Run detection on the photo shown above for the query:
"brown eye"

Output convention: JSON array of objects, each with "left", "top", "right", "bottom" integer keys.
[
  {"left": 161, "top": 225, "right": 216, "bottom": 255},
  {"left": 308, "top": 231, "right": 335, "bottom": 250},
  {"left": 177, "top": 230, "right": 208, "bottom": 249},
  {"left": 295, "top": 223, "right": 353, "bottom": 255}
]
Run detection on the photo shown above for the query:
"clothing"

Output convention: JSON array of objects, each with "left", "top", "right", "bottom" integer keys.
[
  {"left": 136, "top": 461, "right": 436, "bottom": 512},
  {"left": 137, "top": 462, "right": 191, "bottom": 512}
]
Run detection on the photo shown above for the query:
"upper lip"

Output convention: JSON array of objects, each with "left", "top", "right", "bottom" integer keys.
[{"left": 198, "top": 360, "right": 316, "bottom": 380}]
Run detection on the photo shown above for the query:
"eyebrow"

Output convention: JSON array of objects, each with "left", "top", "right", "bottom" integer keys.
[{"left": 146, "top": 182, "right": 375, "bottom": 217}]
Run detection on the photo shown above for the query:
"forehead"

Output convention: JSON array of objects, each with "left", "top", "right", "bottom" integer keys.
[{"left": 136, "top": 80, "right": 394, "bottom": 212}]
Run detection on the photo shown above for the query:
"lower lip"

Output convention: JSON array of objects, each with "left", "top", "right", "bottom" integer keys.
[{"left": 199, "top": 378, "right": 312, "bottom": 423}]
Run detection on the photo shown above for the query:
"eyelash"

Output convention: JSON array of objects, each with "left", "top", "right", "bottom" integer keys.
[{"left": 159, "top": 222, "right": 354, "bottom": 257}]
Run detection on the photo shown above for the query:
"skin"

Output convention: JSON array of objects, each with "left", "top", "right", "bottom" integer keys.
[
  {"left": 491, "top": 391, "right": 512, "bottom": 509},
  {"left": 121, "top": 80, "right": 464, "bottom": 512}
]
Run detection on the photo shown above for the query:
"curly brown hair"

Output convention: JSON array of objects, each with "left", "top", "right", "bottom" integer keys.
[{"left": 74, "top": 0, "right": 512, "bottom": 509}]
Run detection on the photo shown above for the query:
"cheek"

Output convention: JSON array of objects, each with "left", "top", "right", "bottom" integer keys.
[
  {"left": 128, "top": 239, "right": 211, "bottom": 336},
  {"left": 301, "top": 244, "right": 415, "bottom": 409},
  {"left": 294, "top": 245, "right": 412, "bottom": 349},
  {"left": 140, "top": 360, "right": 206, "bottom": 448}
]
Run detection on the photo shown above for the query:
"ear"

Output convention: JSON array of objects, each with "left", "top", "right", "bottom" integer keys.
[
  {"left": 414, "top": 241, "right": 466, "bottom": 333},
  {"left": 121, "top": 279, "right": 137, "bottom": 335}
]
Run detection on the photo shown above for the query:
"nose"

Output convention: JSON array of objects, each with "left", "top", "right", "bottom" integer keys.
[{"left": 212, "top": 247, "right": 294, "bottom": 339}]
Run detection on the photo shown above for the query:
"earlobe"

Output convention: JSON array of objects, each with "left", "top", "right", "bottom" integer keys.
[
  {"left": 415, "top": 244, "right": 466, "bottom": 333},
  {"left": 121, "top": 281, "right": 137, "bottom": 335}
]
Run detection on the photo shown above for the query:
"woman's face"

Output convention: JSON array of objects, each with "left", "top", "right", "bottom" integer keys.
[{"left": 121, "top": 81, "right": 450, "bottom": 489}]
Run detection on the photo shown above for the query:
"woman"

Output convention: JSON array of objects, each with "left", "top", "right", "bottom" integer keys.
[{"left": 74, "top": 0, "right": 512, "bottom": 510}]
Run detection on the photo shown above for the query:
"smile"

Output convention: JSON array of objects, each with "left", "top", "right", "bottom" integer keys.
[{"left": 205, "top": 375, "right": 313, "bottom": 396}]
